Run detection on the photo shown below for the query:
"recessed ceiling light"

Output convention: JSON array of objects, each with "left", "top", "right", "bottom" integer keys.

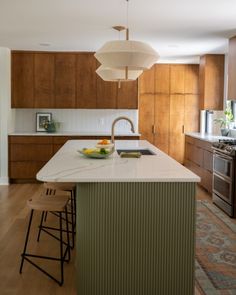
[{"left": 39, "top": 43, "right": 51, "bottom": 47}]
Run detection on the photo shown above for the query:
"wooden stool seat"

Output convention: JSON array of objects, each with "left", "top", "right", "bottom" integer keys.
[
  {"left": 27, "top": 194, "right": 69, "bottom": 212},
  {"left": 44, "top": 182, "right": 76, "bottom": 191}
]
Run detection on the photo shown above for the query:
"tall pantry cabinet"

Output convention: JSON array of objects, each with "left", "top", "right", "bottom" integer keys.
[{"left": 139, "top": 64, "right": 199, "bottom": 164}]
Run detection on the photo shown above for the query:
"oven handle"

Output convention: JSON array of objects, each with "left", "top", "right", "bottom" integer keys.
[
  {"left": 213, "top": 152, "right": 233, "bottom": 161},
  {"left": 213, "top": 171, "right": 232, "bottom": 183}
]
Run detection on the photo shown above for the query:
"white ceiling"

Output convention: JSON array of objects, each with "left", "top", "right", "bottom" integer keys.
[{"left": 0, "top": 0, "right": 236, "bottom": 62}]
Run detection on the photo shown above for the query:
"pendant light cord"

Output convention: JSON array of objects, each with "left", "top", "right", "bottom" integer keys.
[{"left": 126, "top": 0, "right": 129, "bottom": 40}]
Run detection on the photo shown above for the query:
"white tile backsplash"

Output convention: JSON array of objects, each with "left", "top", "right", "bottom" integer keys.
[{"left": 14, "top": 109, "right": 139, "bottom": 134}]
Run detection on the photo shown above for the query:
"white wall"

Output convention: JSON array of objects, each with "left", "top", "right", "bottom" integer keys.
[
  {"left": 14, "top": 109, "right": 139, "bottom": 134},
  {"left": 0, "top": 48, "right": 13, "bottom": 185}
]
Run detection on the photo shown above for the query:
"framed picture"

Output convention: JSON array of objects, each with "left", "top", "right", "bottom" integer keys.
[{"left": 36, "top": 112, "right": 52, "bottom": 132}]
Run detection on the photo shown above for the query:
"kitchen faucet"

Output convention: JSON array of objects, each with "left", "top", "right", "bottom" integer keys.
[{"left": 111, "top": 116, "right": 135, "bottom": 144}]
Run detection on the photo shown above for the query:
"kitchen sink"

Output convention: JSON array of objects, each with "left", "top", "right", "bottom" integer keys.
[{"left": 116, "top": 149, "right": 156, "bottom": 155}]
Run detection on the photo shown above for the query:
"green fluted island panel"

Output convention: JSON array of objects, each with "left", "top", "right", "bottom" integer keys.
[{"left": 76, "top": 182, "right": 196, "bottom": 295}]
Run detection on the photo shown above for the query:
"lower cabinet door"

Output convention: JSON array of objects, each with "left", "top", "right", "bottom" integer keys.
[{"left": 10, "top": 162, "right": 46, "bottom": 179}]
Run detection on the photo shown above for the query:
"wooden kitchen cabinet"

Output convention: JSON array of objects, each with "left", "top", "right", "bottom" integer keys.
[
  {"left": 184, "top": 94, "right": 199, "bottom": 133},
  {"left": 169, "top": 94, "right": 185, "bottom": 163},
  {"left": 139, "top": 94, "right": 155, "bottom": 144},
  {"left": 228, "top": 36, "right": 236, "bottom": 100},
  {"left": 139, "top": 65, "right": 155, "bottom": 94},
  {"left": 11, "top": 51, "right": 138, "bottom": 109},
  {"left": 155, "top": 64, "right": 170, "bottom": 94},
  {"left": 55, "top": 53, "right": 76, "bottom": 108},
  {"left": 11, "top": 52, "right": 34, "bottom": 108},
  {"left": 170, "top": 65, "right": 185, "bottom": 94},
  {"left": 139, "top": 63, "right": 200, "bottom": 163},
  {"left": 34, "top": 53, "right": 55, "bottom": 108},
  {"left": 199, "top": 54, "right": 225, "bottom": 110},
  {"left": 154, "top": 94, "right": 170, "bottom": 154},
  {"left": 184, "top": 65, "right": 199, "bottom": 94},
  {"left": 117, "top": 81, "right": 138, "bottom": 109},
  {"left": 76, "top": 53, "right": 97, "bottom": 108},
  {"left": 97, "top": 78, "right": 117, "bottom": 109},
  {"left": 139, "top": 64, "right": 170, "bottom": 94},
  {"left": 9, "top": 135, "right": 140, "bottom": 182},
  {"left": 184, "top": 135, "right": 213, "bottom": 193},
  {"left": 9, "top": 136, "right": 53, "bottom": 181}
]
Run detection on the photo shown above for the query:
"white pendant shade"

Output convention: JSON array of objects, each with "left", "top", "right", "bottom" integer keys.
[
  {"left": 95, "top": 40, "right": 159, "bottom": 70},
  {"left": 96, "top": 65, "right": 143, "bottom": 81}
]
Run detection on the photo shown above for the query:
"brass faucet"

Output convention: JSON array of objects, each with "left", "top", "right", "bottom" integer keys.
[{"left": 111, "top": 116, "right": 135, "bottom": 143}]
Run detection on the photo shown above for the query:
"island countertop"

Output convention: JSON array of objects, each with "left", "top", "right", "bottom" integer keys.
[{"left": 36, "top": 140, "right": 200, "bottom": 183}]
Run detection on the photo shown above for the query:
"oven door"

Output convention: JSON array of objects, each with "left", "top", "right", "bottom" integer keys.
[
  {"left": 213, "top": 152, "right": 233, "bottom": 180},
  {"left": 213, "top": 152, "right": 234, "bottom": 204}
]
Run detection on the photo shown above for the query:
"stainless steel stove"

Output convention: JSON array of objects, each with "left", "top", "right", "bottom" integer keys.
[
  {"left": 212, "top": 139, "right": 236, "bottom": 156},
  {"left": 212, "top": 139, "right": 236, "bottom": 217}
]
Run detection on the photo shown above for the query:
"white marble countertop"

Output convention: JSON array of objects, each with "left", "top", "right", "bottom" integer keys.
[
  {"left": 9, "top": 131, "right": 141, "bottom": 137},
  {"left": 185, "top": 132, "right": 235, "bottom": 143},
  {"left": 37, "top": 140, "right": 200, "bottom": 183}
]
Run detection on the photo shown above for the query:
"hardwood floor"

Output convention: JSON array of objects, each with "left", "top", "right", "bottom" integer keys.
[
  {"left": 0, "top": 183, "right": 76, "bottom": 295},
  {"left": 0, "top": 183, "right": 212, "bottom": 295}
]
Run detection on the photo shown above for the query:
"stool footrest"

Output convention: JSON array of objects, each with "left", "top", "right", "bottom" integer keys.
[{"left": 22, "top": 256, "right": 63, "bottom": 286}]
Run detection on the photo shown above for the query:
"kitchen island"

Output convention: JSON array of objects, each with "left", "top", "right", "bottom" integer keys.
[{"left": 37, "top": 140, "right": 200, "bottom": 295}]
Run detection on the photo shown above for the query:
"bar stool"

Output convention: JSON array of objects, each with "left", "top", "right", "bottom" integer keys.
[
  {"left": 19, "top": 193, "right": 71, "bottom": 286},
  {"left": 43, "top": 182, "right": 76, "bottom": 248}
]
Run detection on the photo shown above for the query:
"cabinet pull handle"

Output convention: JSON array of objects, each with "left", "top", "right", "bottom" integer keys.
[
  {"left": 182, "top": 125, "right": 185, "bottom": 134},
  {"left": 152, "top": 125, "right": 156, "bottom": 134}
]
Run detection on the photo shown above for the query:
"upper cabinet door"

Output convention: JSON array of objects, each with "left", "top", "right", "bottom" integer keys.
[
  {"left": 76, "top": 53, "right": 97, "bottom": 108},
  {"left": 117, "top": 81, "right": 138, "bottom": 109},
  {"left": 199, "top": 54, "right": 224, "bottom": 110},
  {"left": 55, "top": 53, "right": 76, "bottom": 108},
  {"left": 139, "top": 65, "right": 155, "bottom": 94},
  {"left": 228, "top": 36, "right": 236, "bottom": 100},
  {"left": 155, "top": 64, "right": 170, "bottom": 94},
  {"left": 34, "top": 53, "right": 55, "bottom": 108},
  {"left": 170, "top": 65, "right": 185, "bottom": 94},
  {"left": 97, "top": 78, "right": 117, "bottom": 109},
  {"left": 184, "top": 65, "right": 199, "bottom": 94},
  {"left": 11, "top": 52, "right": 34, "bottom": 108}
]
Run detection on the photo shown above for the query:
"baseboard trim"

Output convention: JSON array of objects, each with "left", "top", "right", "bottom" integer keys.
[{"left": 0, "top": 177, "right": 9, "bottom": 185}]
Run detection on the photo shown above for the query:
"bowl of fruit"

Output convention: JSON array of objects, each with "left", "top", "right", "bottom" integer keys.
[
  {"left": 78, "top": 147, "right": 114, "bottom": 159},
  {"left": 96, "top": 139, "right": 114, "bottom": 149}
]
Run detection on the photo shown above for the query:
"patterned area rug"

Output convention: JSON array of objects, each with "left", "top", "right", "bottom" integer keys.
[{"left": 196, "top": 200, "right": 236, "bottom": 295}]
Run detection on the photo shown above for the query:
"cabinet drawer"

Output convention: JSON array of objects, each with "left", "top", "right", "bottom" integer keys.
[
  {"left": 9, "top": 136, "right": 53, "bottom": 144},
  {"left": 185, "top": 142, "right": 203, "bottom": 166},
  {"left": 203, "top": 150, "right": 213, "bottom": 172},
  {"left": 10, "top": 162, "right": 46, "bottom": 179},
  {"left": 185, "top": 159, "right": 204, "bottom": 182},
  {"left": 10, "top": 144, "right": 53, "bottom": 161}
]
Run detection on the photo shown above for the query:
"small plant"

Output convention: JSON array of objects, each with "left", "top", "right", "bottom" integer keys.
[{"left": 214, "top": 106, "right": 234, "bottom": 129}]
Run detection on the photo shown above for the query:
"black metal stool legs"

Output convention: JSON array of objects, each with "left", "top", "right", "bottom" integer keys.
[
  {"left": 19, "top": 210, "right": 34, "bottom": 274},
  {"left": 20, "top": 207, "right": 71, "bottom": 286}
]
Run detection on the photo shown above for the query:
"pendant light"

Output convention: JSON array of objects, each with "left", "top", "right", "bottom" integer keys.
[{"left": 94, "top": 0, "right": 159, "bottom": 82}]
